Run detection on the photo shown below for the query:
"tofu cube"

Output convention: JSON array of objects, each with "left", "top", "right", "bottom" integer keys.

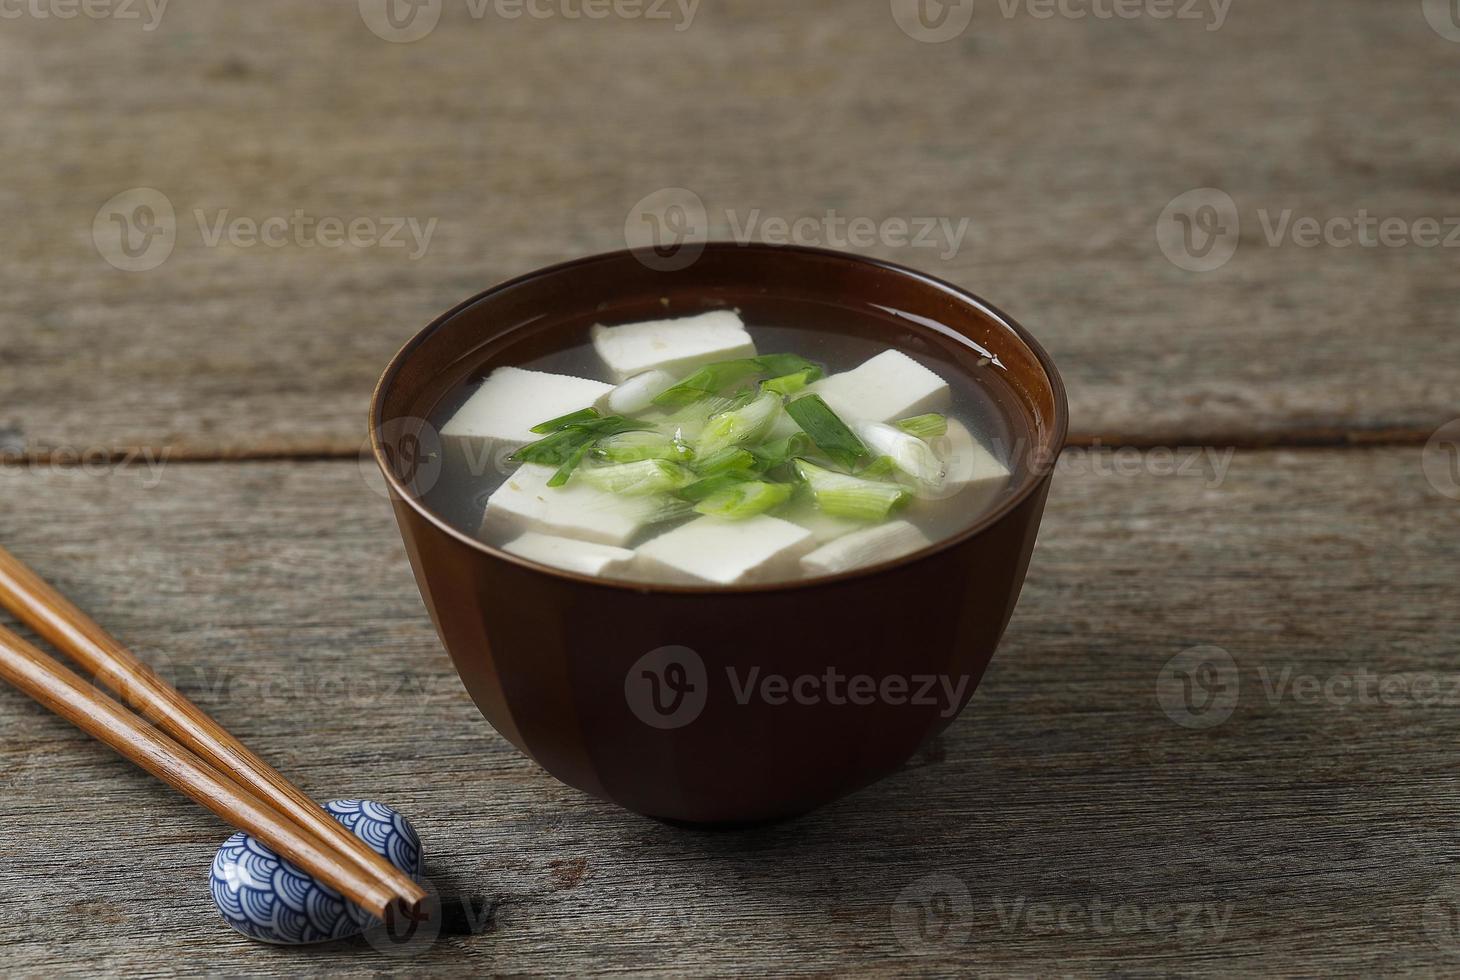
[
  {"left": 481, "top": 463, "right": 665, "bottom": 547},
  {"left": 939, "top": 419, "right": 1012, "bottom": 498},
  {"left": 807, "top": 350, "right": 950, "bottom": 423},
  {"left": 502, "top": 531, "right": 636, "bottom": 577},
  {"left": 441, "top": 367, "right": 612, "bottom": 477},
  {"left": 635, "top": 515, "right": 814, "bottom": 585},
  {"left": 801, "top": 521, "right": 932, "bottom": 577},
  {"left": 591, "top": 311, "right": 756, "bottom": 382}
]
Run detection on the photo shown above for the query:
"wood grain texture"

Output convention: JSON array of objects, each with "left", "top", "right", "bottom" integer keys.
[
  {"left": 2, "top": 0, "right": 1458, "bottom": 456},
  {"left": 0, "top": 449, "right": 1455, "bottom": 975}
]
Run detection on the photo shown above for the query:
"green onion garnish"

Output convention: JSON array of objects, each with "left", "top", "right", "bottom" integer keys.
[
  {"left": 694, "top": 446, "right": 760, "bottom": 478},
  {"left": 895, "top": 413, "right": 948, "bottom": 440},
  {"left": 510, "top": 416, "right": 646, "bottom": 466},
  {"left": 693, "top": 480, "right": 793, "bottom": 520},
  {"left": 762, "top": 369, "right": 818, "bottom": 396},
  {"left": 652, "top": 354, "right": 823, "bottom": 409},
  {"left": 575, "top": 459, "right": 695, "bottom": 495},
  {"left": 547, "top": 440, "right": 593, "bottom": 487},
  {"left": 594, "top": 430, "right": 693, "bottom": 464},
  {"left": 793, "top": 458, "right": 909, "bottom": 521},
  {"left": 696, "top": 391, "right": 784, "bottom": 457},
  {"left": 677, "top": 473, "right": 754, "bottom": 503},
  {"left": 785, "top": 395, "right": 869, "bottom": 470},
  {"left": 529, "top": 407, "right": 601, "bottom": 434}
]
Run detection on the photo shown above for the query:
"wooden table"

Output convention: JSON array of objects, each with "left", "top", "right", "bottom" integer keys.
[{"left": 2, "top": 2, "right": 1457, "bottom": 975}]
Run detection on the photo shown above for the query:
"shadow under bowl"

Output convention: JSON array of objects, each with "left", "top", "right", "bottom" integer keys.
[{"left": 370, "top": 243, "right": 1068, "bottom": 824}]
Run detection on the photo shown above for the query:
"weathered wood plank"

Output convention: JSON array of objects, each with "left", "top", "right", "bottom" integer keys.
[
  {"left": 2, "top": 0, "right": 1458, "bottom": 456},
  {"left": 0, "top": 448, "right": 1455, "bottom": 975}
]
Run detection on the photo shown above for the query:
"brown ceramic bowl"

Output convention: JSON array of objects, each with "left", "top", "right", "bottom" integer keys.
[{"left": 370, "top": 244, "right": 1068, "bottom": 824}]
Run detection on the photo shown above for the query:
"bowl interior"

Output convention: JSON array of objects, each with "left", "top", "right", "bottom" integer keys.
[{"left": 372, "top": 244, "right": 1068, "bottom": 582}]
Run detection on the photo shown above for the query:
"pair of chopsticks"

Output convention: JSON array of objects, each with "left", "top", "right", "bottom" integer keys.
[{"left": 0, "top": 545, "right": 425, "bottom": 920}]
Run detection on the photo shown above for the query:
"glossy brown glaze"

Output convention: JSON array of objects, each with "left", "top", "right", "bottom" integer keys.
[{"left": 372, "top": 244, "right": 1068, "bottom": 823}]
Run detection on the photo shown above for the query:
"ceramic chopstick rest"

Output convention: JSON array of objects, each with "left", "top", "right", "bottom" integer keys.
[{"left": 210, "top": 799, "right": 424, "bottom": 945}]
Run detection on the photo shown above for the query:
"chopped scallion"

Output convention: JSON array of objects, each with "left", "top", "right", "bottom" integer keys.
[
  {"left": 693, "top": 480, "right": 794, "bottom": 520},
  {"left": 696, "top": 391, "right": 784, "bottom": 457},
  {"left": 575, "top": 459, "right": 695, "bottom": 495},
  {"left": 793, "top": 458, "right": 909, "bottom": 521},
  {"left": 895, "top": 413, "right": 948, "bottom": 440},
  {"left": 529, "top": 407, "right": 601, "bottom": 434},
  {"left": 785, "top": 395, "right": 869, "bottom": 470}
]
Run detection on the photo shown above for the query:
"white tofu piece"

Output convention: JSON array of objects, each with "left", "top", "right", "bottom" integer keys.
[
  {"left": 635, "top": 515, "right": 815, "bottom": 585},
  {"left": 807, "top": 350, "right": 950, "bottom": 423},
  {"left": 598, "top": 369, "right": 678, "bottom": 416},
  {"left": 502, "top": 531, "right": 636, "bottom": 577},
  {"left": 939, "top": 419, "right": 1012, "bottom": 497},
  {"left": 441, "top": 367, "right": 612, "bottom": 477},
  {"left": 591, "top": 311, "right": 756, "bottom": 382},
  {"left": 480, "top": 463, "right": 665, "bottom": 547},
  {"left": 801, "top": 521, "right": 932, "bottom": 577}
]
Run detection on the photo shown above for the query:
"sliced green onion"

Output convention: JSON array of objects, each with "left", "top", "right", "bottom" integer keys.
[
  {"left": 696, "top": 391, "right": 784, "bottom": 457},
  {"left": 511, "top": 416, "right": 645, "bottom": 466},
  {"left": 652, "top": 354, "right": 823, "bottom": 409},
  {"left": 594, "top": 430, "right": 693, "bottom": 464},
  {"left": 762, "top": 369, "right": 818, "bottom": 396},
  {"left": 860, "top": 456, "right": 899, "bottom": 479},
  {"left": 857, "top": 421, "right": 946, "bottom": 492},
  {"left": 694, "top": 446, "right": 759, "bottom": 478},
  {"left": 547, "top": 440, "right": 593, "bottom": 487},
  {"left": 677, "top": 473, "right": 753, "bottom": 503},
  {"left": 575, "top": 459, "right": 695, "bottom": 495},
  {"left": 693, "top": 480, "right": 793, "bottom": 520},
  {"left": 794, "top": 458, "right": 909, "bottom": 521},
  {"left": 896, "top": 413, "right": 948, "bottom": 441},
  {"left": 529, "top": 407, "right": 600, "bottom": 434},
  {"left": 785, "top": 395, "right": 869, "bottom": 471},
  {"left": 652, "top": 359, "right": 765, "bottom": 409},
  {"left": 748, "top": 433, "right": 812, "bottom": 470},
  {"left": 753, "top": 354, "right": 821, "bottom": 379}
]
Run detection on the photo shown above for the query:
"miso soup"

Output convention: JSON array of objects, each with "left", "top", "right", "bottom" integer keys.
[{"left": 421, "top": 301, "right": 1035, "bottom": 586}]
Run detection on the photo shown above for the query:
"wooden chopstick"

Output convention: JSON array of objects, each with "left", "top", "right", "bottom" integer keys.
[
  {"left": 0, "top": 545, "right": 426, "bottom": 912},
  {"left": 0, "top": 622, "right": 401, "bottom": 919}
]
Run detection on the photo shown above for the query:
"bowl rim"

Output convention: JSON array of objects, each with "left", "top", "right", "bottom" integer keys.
[{"left": 370, "top": 242, "right": 1070, "bottom": 595}]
